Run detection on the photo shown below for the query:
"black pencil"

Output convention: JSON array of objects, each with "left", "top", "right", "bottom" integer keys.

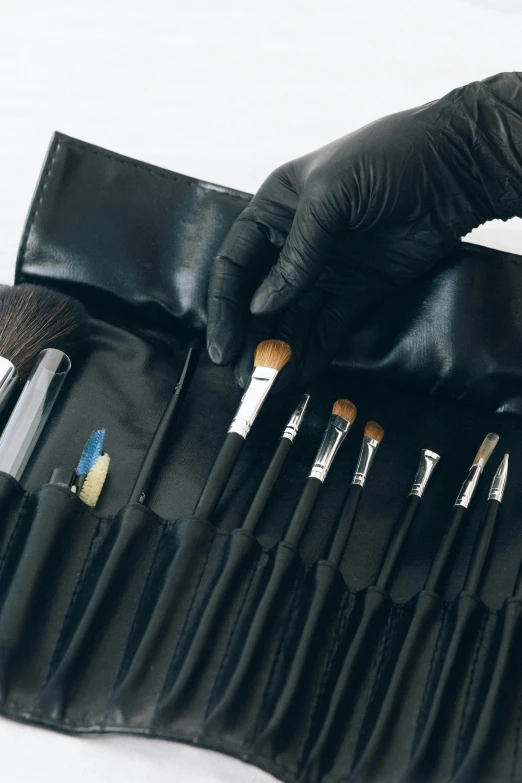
[{"left": 129, "top": 342, "right": 199, "bottom": 505}]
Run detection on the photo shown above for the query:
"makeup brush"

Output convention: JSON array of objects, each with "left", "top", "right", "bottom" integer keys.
[
  {"left": 463, "top": 453, "right": 508, "bottom": 594},
  {"left": 79, "top": 452, "right": 111, "bottom": 508},
  {"left": 49, "top": 428, "right": 106, "bottom": 492},
  {"left": 242, "top": 394, "right": 310, "bottom": 534},
  {"left": 424, "top": 433, "right": 499, "bottom": 593},
  {"left": 284, "top": 399, "right": 357, "bottom": 549},
  {"left": 376, "top": 449, "right": 440, "bottom": 590},
  {"left": 0, "top": 284, "right": 88, "bottom": 412},
  {"left": 327, "top": 421, "right": 384, "bottom": 566},
  {"left": 74, "top": 429, "right": 106, "bottom": 493},
  {"left": 129, "top": 342, "right": 199, "bottom": 505},
  {"left": 194, "top": 339, "right": 292, "bottom": 520}
]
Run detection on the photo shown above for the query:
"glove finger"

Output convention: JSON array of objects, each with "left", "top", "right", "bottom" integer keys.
[
  {"left": 296, "top": 295, "right": 357, "bottom": 385},
  {"left": 250, "top": 193, "right": 340, "bottom": 315},
  {"left": 232, "top": 314, "right": 279, "bottom": 388},
  {"left": 232, "top": 287, "right": 327, "bottom": 390},
  {"left": 207, "top": 213, "right": 279, "bottom": 365}
]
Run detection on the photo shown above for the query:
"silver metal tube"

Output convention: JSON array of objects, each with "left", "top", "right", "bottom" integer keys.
[
  {"left": 281, "top": 394, "right": 310, "bottom": 441},
  {"left": 0, "top": 356, "right": 19, "bottom": 413},
  {"left": 309, "top": 414, "right": 352, "bottom": 482},
  {"left": 352, "top": 436, "right": 380, "bottom": 487},
  {"left": 455, "top": 464, "right": 482, "bottom": 509},
  {"left": 0, "top": 349, "right": 71, "bottom": 481},
  {"left": 409, "top": 449, "right": 440, "bottom": 498},
  {"left": 228, "top": 366, "right": 278, "bottom": 438},
  {"left": 488, "top": 454, "right": 509, "bottom": 502}
]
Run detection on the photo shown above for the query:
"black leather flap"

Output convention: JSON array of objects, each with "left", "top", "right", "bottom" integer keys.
[{"left": 16, "top": 132, "right": 522, "bottom": 413}]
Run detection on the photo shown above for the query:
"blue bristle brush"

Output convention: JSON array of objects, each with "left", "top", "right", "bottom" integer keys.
[{"left": 75, "top": 429, "right": 106, "bottom": 492}]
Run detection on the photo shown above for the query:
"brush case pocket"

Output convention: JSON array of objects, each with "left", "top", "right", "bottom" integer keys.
[
  {"left": 2, "top": 132, "right": 522, "bottom": 781},
  {"left": 0, "top": 496, "right": 519, "bottom": 783}
]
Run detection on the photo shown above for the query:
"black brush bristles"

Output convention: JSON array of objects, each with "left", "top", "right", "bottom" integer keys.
[{"left": 0, "top": 284, "right": 88, "bottom": 379}]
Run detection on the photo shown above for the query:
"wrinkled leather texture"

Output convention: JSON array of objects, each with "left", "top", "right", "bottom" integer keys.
[
  {"left": 2, "top": 132, "right": 522, "bottom": 782},
  {"left": 206, "top": 73, "right": 522, "bottom": 388}
]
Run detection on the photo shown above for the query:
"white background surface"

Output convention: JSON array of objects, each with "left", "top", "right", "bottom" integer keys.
[{"left": 0, "top": 1, "right": 521, "bottom": 780}]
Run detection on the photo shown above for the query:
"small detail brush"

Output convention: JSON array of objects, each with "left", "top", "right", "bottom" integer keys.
[
  {"left": 327, "top": 421, "right": 384, "bottom": 566},
  {"left": 79, "top": 452, "right": 110, "bottom": 508},
  {"left": 463, "top": 453, "right": 508, "bottom": 594},
  {"left": 194, "top": 339, "right": 292, "bottom": 519},
  {"left": 424, "top": 432, "right": 499, "bottom": 593},
  {"left": 129, "top": 342, "right": 199, "bottom": 505},
  {"left": 74, "top": 429, "right": 106, "bottom": 493},
  {"left": 284, "top": 399, "right": 357, "bottom": 549},
  {"left": 376, "top": 449, "right": 440, "bottom": 590},
  {"left": 0, "top": 284, "right": 88, "bottom": 412},
  {"left": 242, "top": 394, "right": 310, "bottom": 534}
]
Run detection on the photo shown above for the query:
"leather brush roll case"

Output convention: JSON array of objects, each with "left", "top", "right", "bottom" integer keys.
[{"left": 2, "top": 132, "right": 522, "bottom": 783}]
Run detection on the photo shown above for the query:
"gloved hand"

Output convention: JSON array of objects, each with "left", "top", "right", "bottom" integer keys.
[{"left": 207, "top": 72, "right": 522, "bottom": 387}]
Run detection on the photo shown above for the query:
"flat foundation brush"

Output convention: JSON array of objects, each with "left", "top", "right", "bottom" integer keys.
[
  {"left": 463, "top": 454, "right": 508, "bottom": 594},
  {"left": 424, "top": 432, "right": 499, "bottom": 593},
  {"left": 284, "top": 399, "right": 357, "bottom": 549},
  {"left": 327, "top": 421, "right": 384, "bottom": 566},
  {"left": 194, "top": 339, "right": 292, "bottom": 520},
  {"left": 376, "top": 448, "right": 440, "bottom": 590},
  {"left": 0, "top": 284, "right": 88, "bottom": 413},
  {"left": 242, "top": 394, "right": 310, "bottom": 534}
]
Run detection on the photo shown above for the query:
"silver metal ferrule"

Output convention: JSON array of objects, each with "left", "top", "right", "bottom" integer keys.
[
  {"left": 488, "top": 454, "right": 509, "bottom": 502},
  {"left": 352, "top": 437, "right": 380, "bottom": 487},
  {"left": 309, "top": 414, "right": 352, "bottom": 482},
  {"left": 0, "top": 357, "right": 19, "bottom": 413},
  {"left": 455, "top": 464, "right": 482, "bottom": 509},
  {"left": 281, "top": 394, "right": 310, "bottom": 442},
  {"left": 228, "top": 366, "right": 279, "bottom": 439},
  {"left": 409, "top": 449, "right": 440, "bottom": 498}
]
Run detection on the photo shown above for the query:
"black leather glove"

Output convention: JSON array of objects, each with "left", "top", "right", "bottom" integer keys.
[{"left": 207, "top": 72, "right": 522, "bottom": 387}]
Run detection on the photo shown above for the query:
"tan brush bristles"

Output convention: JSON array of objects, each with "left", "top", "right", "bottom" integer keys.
[
  {"left": 364, "top": 421, "right": 384, "bottom": 443},
  {"left": 79, "top": 453, "right": 110, "bottom": 508},
  {"left": 473, "top": 432, "right": 499, "bottom": 467},
  {"left": 332, "top": 399, "right": 357, "bottom": 424},
  {"left": 254, "top": 339, "right": 292, "bottom": 371}
]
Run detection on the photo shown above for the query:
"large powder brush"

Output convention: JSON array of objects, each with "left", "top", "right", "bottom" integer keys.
[{"left": 0, "top": 284, "right": 88, "bottom": 410}]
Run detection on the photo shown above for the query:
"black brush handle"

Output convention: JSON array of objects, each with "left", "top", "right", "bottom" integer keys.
[
  {"left": 514, "top": 559, "right": 522, "bottom": 598},
  {"left": 284, "top": 476, "right": 322, "bottom": 548},
  {"left": 129, "top": 345, "right": 199, "bottom": 505},
  {"left": 376, "top": 494, "right": 421, "bottom": 590},
  {"left": 327, "top": 483, "right": 363, "bottom": 566},
  {"left": 424, "top": 504, "right": 467, "bottom": 593},
  {"left": 463, "top": 499, "right": 500, "bottom": 594},
  {"left": 194, "top": 431, "right": 245, "bottom": 519},
  {"left": 242, "top": 436, "right": 292, "bottom": 533}
]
